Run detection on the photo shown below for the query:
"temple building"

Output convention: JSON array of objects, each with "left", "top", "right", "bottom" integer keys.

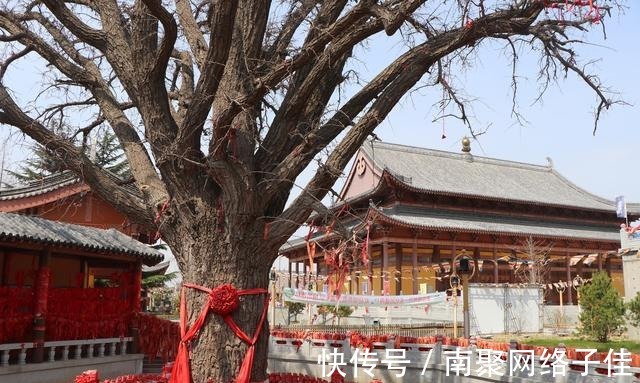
[
  {"left": 0, "top": 171, "right": 153, "bottom": 243},
  {"left": 280, "top": 139, "right": 640, "bottom": 305},
  {"left": 0, "top": 212, "right": 163, "bottom": 381}
]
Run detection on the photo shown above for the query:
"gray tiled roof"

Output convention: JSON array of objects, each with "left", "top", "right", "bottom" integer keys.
[
  {"left": 361, "top": 141, "right": 634, "bottom": 213},
  {"left": 0, "top": 212, "right": 163, "bottom": 263},
  {"left": 0, "top": 170, "right": 140, "bottom": 201},
  {"left": 0, "top": 172, "right": 81, "bottom": 201},
  {"left": 374, "top": 205, "right": 619, "bottom": 242}
]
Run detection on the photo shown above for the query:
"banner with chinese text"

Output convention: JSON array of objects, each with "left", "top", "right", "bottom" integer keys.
[{"left": 282, "top": 288, "right": 446, "bottom": 307}]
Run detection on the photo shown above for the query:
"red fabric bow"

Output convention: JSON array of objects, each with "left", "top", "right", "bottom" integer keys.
[
  {"left": 170, "top": 283, "right": 269, "bottom": 383},
  {"left": 208, "top": 284, "right": 240, "bottom": 315}
]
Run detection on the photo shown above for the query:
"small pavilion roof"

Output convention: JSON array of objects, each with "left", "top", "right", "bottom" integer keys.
[
  {"left": 356, "top": 141, "right": 637, "bottom": 214},
  {"left": 0, "top": 212, "right": 163, "bottom": 264}
]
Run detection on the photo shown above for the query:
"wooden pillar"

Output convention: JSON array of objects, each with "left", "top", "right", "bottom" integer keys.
[
  {"left": 493, "top": 247, "right": 499, "bottom": 283},
  {"left": 33, "top": 248, "right": 51, "bottom": 363},
  {"left": 288, "top": 262, "right": 292, "bottom": 288},
  {"left": 605, "top": 254, "right": 612, "bottom": 277},
  {"left": 295, "top": 262, "right": 300, "bottom": 289},
  {"left": 1, "top": 249, "right": 7, "bottom": 286},
  {"left": 395, "top": 243, "right": 403, "bottom": 295},
  {"left": 412, "top": 240, "right": 418, "bottom": 295},
  {"left": 566, "top": 255, "right": 573, "bottom": 305},
  {"left": 597, "top": 253, "right": 603, "bottom": 272},
  {"left": 382, "top": 241, "right": 389, "bottom": 294},
  {"left": 432, "top": 245, "right": 441, "bottom": 291}
]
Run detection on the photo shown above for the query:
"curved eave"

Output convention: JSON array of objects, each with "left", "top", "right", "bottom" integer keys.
[
  {"left": 0, "top": 176, "right": 81, "bottom": 201},
  {"left": 368, "top": 208, "right": 618, "bottom": 244},
  {"left": 0, "top": 233, "right": 163, "bottom": 264},
  {"left": 0, "top": 183, "right": 90, "bottom": 212},
  {"left": 380, "top": 170, "right": 622, "bottom": 215}
]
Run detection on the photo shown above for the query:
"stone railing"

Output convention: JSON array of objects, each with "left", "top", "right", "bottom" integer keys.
[
  {"left": 0, "top": 337, "right": 133, "bottom": 367},
  {"left": 269, "top": 335, "right": 640, "bottom": 383}
]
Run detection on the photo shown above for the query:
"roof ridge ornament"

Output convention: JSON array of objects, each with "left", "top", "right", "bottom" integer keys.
[
  {"left": 546, "top": 156, "right": 554, "bottom": 169},
  {"left": 461, "top": 137, "right": 473, "bottom": 163}
]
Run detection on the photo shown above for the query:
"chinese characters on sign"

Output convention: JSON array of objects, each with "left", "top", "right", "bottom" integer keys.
[{"left": 317, "top": 347, "right": 634, "bottom": 379}]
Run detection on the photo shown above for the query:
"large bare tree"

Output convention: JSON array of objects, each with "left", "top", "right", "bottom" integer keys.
[{"left": 0, "top": 0, "right": 625, "bottom": 381}]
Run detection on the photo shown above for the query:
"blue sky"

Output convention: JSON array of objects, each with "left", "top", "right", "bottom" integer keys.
[
  {"left": 356, "top": 6, "right": 640, "bottom": 202},
  {"left": 1, "top": 4, "right": 638, "bottom": 206}
]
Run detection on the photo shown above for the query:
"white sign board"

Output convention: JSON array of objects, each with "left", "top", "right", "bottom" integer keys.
[{"left": 468, "top": 284, "right": 543, "bottom": 335}]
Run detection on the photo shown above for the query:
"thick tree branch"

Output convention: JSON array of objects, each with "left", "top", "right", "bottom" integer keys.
[
  {"left": 175, "top": 0, "right": 238, "bottom": 155},
  {"left": 258, "top": 0, "right": 428, "bottom": 176},
  {"left": 267, "top": 2, "right": 548, "bottom": 237},
  {"left": 0, "top": 84, "right": 154, "bottom": 224},
  {"left": 175, "top": 0, "right": 208, "bottom": 70},
  {"left": 140, "top": 0, "right": 178, "bottom": 79},
  {"left": 209, "top": 0, "right": 373, "bottom": 136},
  {"left": 264, "top": 0, "right": 318, "bottom": 63},
  {"left": 41, "top": 0, "right": 108, "bottom": 49}
]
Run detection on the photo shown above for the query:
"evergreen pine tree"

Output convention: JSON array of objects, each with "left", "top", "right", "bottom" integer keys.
[
  {"left": 93, "top": 130, "right": 130, "bottom": 178},
  {"left": 6, "top": 145, "right": 67, "bottom": 182},
  {"left": 7, "top": 130, "right": 129, "bottom": 183},
  {"left": 578, "top": 271, "right": 625, "bottom": 342}
]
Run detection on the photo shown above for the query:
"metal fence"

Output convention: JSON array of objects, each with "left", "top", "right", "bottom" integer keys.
[{"left": 275, "top": 323, "right": 463, "bottom": 338}]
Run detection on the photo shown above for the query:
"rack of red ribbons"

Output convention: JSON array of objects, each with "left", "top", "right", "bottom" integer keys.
[
  {"left": 75, "top": 370, "right": 168, "bottom": 383},
  {"left": 47, "top": 286, "right": 132, "bottom": 341},
  {"left": 133, "top": 312, "right": 180, "bottom": 362},
  {"left": 0, "top": 287, "right": 35, "bottom": 343}
]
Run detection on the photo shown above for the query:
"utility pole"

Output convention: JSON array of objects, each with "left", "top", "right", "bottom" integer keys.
[
  {"left": 462, "top": 272, "right": 470, "bottom": 339},
  {"left": 452, "top": 251, "right": 473, "bottom": 338}
]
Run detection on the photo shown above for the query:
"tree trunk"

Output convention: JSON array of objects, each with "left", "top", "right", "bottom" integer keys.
[{"left": 165, "top": 221, "right": 274, "bottom": 383}]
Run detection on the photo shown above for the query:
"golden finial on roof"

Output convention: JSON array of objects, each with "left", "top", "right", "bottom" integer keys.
[{"left": 461, "top": 137, "right": 471, "bottom": 153}]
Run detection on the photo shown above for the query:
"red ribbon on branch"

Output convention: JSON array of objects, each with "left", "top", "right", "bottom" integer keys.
[{"left": 170, "top": 283, "right": 269, "bottom": 383}]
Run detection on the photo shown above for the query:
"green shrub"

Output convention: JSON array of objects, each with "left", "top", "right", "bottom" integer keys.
[{"left": 578, "top": 272, "right": 625, "bottom": 342}]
